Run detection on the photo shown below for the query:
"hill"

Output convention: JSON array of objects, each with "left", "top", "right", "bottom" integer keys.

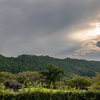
[{"left": 0, "top": 54, "right": 100, "bottom": 78}]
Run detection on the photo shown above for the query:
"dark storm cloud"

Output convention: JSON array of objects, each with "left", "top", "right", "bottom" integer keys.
[
  {"left": 96, "top": 41, "right": 100, "bottom": 47},
  {"left": 0, "top": 0, "right": 99, "bottom": 36},
  {"left": 0, "top": 0, "right": 100, "bottom": 60}
]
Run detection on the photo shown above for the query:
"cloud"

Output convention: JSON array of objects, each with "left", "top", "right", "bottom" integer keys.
[
  {"left": 68, "top": 35, "right": 100, "bottom": 60},
  {"left": 0, "top": 0, "right": 100, "bottom": 36},
  {"left": 0, "top": 0, "right": 100, "bottom": 60},
  {"left": 96, "top": 41, "right": 100, "bottom": 47}
]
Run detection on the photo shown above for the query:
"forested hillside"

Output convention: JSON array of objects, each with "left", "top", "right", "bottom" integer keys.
[{"left": 0, "top": 54, "right": 100, "bottom": 78}]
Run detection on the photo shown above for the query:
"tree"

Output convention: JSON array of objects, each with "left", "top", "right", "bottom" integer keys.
[
  {"left": 0, "top": 72, "right": 16, "bottom": 84},
  {"left": 16, "top": 71, "right": 43, "bottom": 86},
  {"left": 39, "top": 64, "right": 64, "bottom": 85},
  {"left": 91, "top": 72, "right": 100, "bottom": 89},
  {"left": 66, "top": 76, "right": 93, "bottom": 89}
]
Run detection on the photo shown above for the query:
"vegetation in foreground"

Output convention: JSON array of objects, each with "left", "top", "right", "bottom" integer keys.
[{"left": 0, "top": 82, "right": 100, "bottom": 100}]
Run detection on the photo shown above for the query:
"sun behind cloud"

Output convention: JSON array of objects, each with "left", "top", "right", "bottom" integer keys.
[
  {"left": 91, "top": 23, "right": 100, "bottom": 36},
  {"left": 68, "top": 23, "right": 100, "bottom": 42},
  {"left": 68, "top": 22, "right": 100, "bottom": 59}
]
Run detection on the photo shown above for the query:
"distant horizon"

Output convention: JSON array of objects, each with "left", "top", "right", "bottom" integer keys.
[{"left": 0, "top": 53, "right": 100, "bottom": 62}]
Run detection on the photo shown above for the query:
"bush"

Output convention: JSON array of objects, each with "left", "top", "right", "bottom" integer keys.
[{"left": 66, "top": 76, "right": 93, "bottom": 89}]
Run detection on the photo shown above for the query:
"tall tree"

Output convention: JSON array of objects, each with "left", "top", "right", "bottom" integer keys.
[{"left": 39, "top": 64, "right": 64, "bottom": 85}]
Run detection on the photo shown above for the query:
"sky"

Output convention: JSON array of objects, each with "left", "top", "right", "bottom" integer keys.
[{"left": 0, "top": 0, "right": 100, "bottom": 61}]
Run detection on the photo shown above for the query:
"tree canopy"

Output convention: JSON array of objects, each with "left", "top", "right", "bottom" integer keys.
[
  {"left": 66, "top": 76, "right": 93, "bottom": 89},
  {"left": 39, "top": 64, "right": 64, "bottom": 85}
]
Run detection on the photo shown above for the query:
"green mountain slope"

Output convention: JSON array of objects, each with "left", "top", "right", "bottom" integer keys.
[{"left": 0, "top": 54, "right": 100, "bottom": 78}]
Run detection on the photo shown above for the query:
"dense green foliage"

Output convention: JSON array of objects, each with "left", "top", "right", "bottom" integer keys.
[
  {"left": 0, "top": 54, "right": 100, "bottom": 78},
  {"left": 16, "top": 71, "right": 44, "bottom": 87},
  {"left": 0, "top": 72, "right": 16, "bottom": 84},
  {"left": 1, "top": 71, "right": 100, "bottom": 100},
  {"left": 39, "top": 64, "right": 64, "bottom": 85},
  {"left": 0, "top": 84, "right": 100, "bottom": 100},
  {"left": 0, "top": 71, "right": 45, "bottom": 87},
  {"left": 0, "top": 71, "right": 100, "bottom": 91},
  {"left": 66, "top": 76, "right": 93, "bottom": 89},
  {"left": 1, "top": 53, "right": 100, "bottom": 100}
]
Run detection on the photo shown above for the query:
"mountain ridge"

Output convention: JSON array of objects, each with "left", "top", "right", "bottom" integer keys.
[{"left": 0, "top": 54, "right": 100, "bottom": 78}]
